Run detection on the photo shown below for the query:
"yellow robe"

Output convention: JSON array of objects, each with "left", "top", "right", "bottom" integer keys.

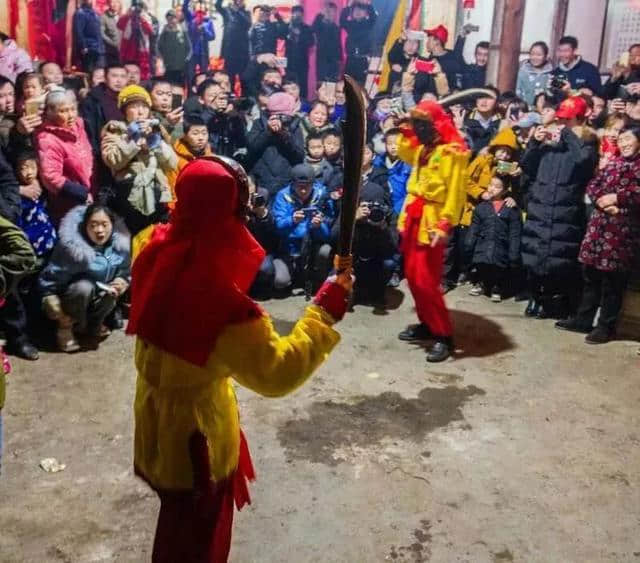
[
  {"left": 396, "top": 135, "right": 470, "bottom": 245},
  {"left": 132, "top": 228, "right": 340, "bottom": 490}
]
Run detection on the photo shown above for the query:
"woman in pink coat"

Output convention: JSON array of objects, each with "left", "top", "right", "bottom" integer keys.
[{"left": 35, "top": 89, "right": 94, "bottom": 225}]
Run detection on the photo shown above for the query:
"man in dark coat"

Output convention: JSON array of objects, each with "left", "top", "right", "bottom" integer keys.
[
  {"left": 246, "top": 92, "right": 306, "bottom": 195},
  {"left": 215, "top": 0, "right": 251, "bottom": 80},
  {"left": 552, "top": 36, "right": 602, "bottom": 96},
  {"left": 520, "top": 96, "right": 598, "bottom": 317},
  {"left": 284, "top": 6, "right": 315, "bottom": 100},
  {"left": 73, "top": 0, "right": 105, "bottom": 72},
  {"left": 603, "top": 43, "right": 640, "bottom": 100},
  {"left": 340, "top": 1, "right": 377, "bottom": 85},
  {"left": 249, "top": 5, "right": 288, "bottom": 58},
  {"left": 312, "top": 2, "right": 342, "bottom": 83},
  {"left": 81, "top": 64, "right": 127, "bottom": 156}
]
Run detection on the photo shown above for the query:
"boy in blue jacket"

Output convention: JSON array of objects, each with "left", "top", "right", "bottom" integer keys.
[{"left": 373, "top": 128, "right": 411, "bottom": 215}]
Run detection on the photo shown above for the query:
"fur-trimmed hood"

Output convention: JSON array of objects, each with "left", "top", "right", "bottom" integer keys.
[{"left": 57, "top": 205, "right": 130, "bottom": 267}]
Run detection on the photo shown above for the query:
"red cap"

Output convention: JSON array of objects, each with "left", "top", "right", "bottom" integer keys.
[
  {"left": 555, "top": 96, "right": 588, "bottom": 120},
  {"left": 425, "top": 25, "right": 448, "bottom": 45}
]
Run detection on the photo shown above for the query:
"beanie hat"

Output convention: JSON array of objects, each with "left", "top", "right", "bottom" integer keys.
[
  {"left": 266, "top": 92, "right": 296, "bottom": 116},
  {"left": 118, "top": 84, "right": 152, "bottom": 110}
]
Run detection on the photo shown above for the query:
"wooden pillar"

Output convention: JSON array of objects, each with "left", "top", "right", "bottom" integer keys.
[
  {"left": 496, "top": 0, "right": 526, "bottom": 92},
  {"left": 550, "top": 0, "right": 570, "bottom": 65}
]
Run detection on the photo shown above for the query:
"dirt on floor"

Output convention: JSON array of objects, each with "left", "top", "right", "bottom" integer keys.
[{"left": 0, "top": 284, "right": 639, "bottom": 562}]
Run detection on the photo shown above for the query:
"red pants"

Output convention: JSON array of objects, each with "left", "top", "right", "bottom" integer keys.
[
  {"left": 402, "top": 210, "right": 453, "bottom": 338},
  {"left": 150, "top": 431, "right": 254, "bottom": 563}
]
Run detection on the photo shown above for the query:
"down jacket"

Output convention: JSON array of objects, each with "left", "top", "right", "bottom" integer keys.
[
  {"left": 0, "top": 40, "right": 33, "bottom": 82},
  {"left": 38, "top": 205, "right": 130, "bottom": 297},
  {"left": 520, "top": 126, "right": 598, "bottom": 278},
  {"left": 466, "top": 201, "right": 522, "bottom": 268}
]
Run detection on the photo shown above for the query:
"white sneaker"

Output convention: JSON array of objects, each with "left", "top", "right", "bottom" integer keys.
[
  {"left": 491, "top": 292, "right": 502, "bottom": 303},
  {"left": 469, "top": 284, "right": 483, "bottom": 296}
]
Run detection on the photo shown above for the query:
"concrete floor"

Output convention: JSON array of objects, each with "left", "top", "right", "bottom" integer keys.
[{"left": 1, "top": 285, "right": 639, "bottom": 563}]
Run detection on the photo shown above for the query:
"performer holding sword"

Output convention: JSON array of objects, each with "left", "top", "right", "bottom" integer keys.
[{"left": 126, "top": 76, "right": 367, "bottom": 563}]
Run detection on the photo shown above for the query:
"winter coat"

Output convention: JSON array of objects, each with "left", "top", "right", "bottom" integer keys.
[
  {"left": 305, "top": 157, "right": 334, "bottom": 187},
  {"left": 312, "top": 14, "right": 342, "bottom": 82},
  {"left": 81, "top": 83, "right": 123, "bottom": 156},
  {"left": 246, "top": 115, "right": 306, "bottom": 195},
  {"left": 0, "top": 148, "right": 21, "bottom": 224},
  {"left": 215, "top": 0, "right": 251, "bottom": 76},
  {"left": 166, "top": 137, "right": 213, "bottom": 199},
  {"left": 466, "top": 200, "right": 522, "bottom": 268},
  {"left": 247, "top": 209, "right": 279, "bottom": 256},
  {"left": 73, "top": 5, "right": 105, "bottom": 56},
  {"left": 285, "top": 21, "right": 315, "bottom": 73},
  {"left": 204, "top": 109, "right": 247, "bottom": 160},
  {"left": 183, "top": 0, "right": 215, "bottom": 71},
  {"left": 520, "top": 126, "right": 598, "bottom": 278},
  {"left": 117, "top": 12, "right": 153, "bottom": 79},
  {"left": 19, "top": 188, "right": 57, "bottom": 258},
  {"left": 552, "top": 57, "right": 602, "bottom": 96},
  {"left": 516, "top": 60, "right": 553, "bottom": 106},
  {"left": 101, "top": 9, "right": 121, "bottom": 51},
  {"left": 464, "top": 111, "right": 502, "bottom": 156},
  {"left": 35, "top": 117, "right": 95, "bottom": 224},
  {"left": 0, "top": 40, "right": 33, "bottom": 82},
  {"left": 0, "top": 215, "right": 37, "bottom": 409},
  {"left": 38, "top": 205, "right": 130, "bottom": 297},
  {"left": 340, "top": 5, "right": 377, "bottom": 57},
  {"left": 157, "top": 26, "right": 192, "bottom": 73},
  {"left": 0, "top": 116, "right": 34, "bottom": 163},
  {"left": 100, "top": 120, "right": 177, "bottom": 234},
  {"left": 373, "top": 154, "right": 411, "bottom": 215},
  {"left": 579, "top": 152, "right": 640, "bottom": 272},
  {"left": 272, "top": 183, "right": 334, "bottom": 257},
  {"left": 249, "top": 20, "right": 287, "bottom": 58},
  {"left": 462, "top": 127, "right": 520, "bottom": 226}
]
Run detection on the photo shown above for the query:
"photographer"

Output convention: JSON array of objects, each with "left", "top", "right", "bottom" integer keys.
[
  {"left": 249, "top": 5, "right": 288, "bottom": 59},
  {"left": 284, "top": 6, "right": 315, "bottom": 99},
  {"left": 552, "top": 36, "right": 602, "bottom": 96},
  {"left": 183, "top": 0, "right": 215, "bottom": 84},
  {"left": 272, "top": 164, "right": 334, "bottom": 293},
  {"left": 149, "top": 78, "right": 184, "bottom": 142},
  {"left": 246, "top": 177, "right": 279, "bottom": 299},
  {"left": 340, "top": 0, "right": 378, "bottom": 85},
  {"left": 246, "top": 92, "right": 305, "bottom": 195},
  {"left": 334, "top": 176, "right": 397, "bottom": 307},
  {"left": 521, "top": 96, "right": 598, "bottom": 319},
  {"left": 604, "top": 44, "right": 640, "bottom": 101},
  {"left": 198, "top": 80, "right": 247, "bottom": 160},
  {"left": 117, "top": 2, "right": 153, "bottom": 80},
  {"left": 215, "top": 0, "right": 251, "bottom": 80},
  {"left": 100, "top": 85, "right": 177, "bottom": 235}
]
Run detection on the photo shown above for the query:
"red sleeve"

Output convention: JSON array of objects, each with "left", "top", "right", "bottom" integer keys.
[{"left": 36, "top": 133, "right": 66, "bottom": 192}]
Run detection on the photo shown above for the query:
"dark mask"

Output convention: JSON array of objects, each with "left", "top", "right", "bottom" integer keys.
[{"left": 412, "top": 119, "right": 437, "bottom": 146}]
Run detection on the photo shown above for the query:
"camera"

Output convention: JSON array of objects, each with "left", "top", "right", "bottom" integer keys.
[
  {"left": 364, "top": 201, "right": 390, "bottom": 225},
  {"left": 550, "top": 74, "right": 569, "bottom": 90},
  {"left": 251, "top": 193, "right": 266, "bottom": 208},
  {"left": 301, "top": 206, "right": 319, "bottom": 218}
]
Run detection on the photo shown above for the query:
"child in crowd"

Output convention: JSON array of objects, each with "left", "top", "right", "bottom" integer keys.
[
  {"left": 373, "top": 127, "right": 411, "bottom": 215},
  {"left": 444, "top": 127, "right": 520, "bottom": 291},
  {"left": 15, "top": 71, "right": 46, "bottom": 115},
  {"left": 166, "top": 116, "right": 213, "bottom": 203},
  {"left": 305, "top": 131, "right": 333, "bottom": 186},
  {"left": 322, "top": 128, "right": 343, "bottom": 169},
  {"left": 466, "top": 175, "right": 522, "bottom": 302},
  {"left": 14, "top": 151, "right": 57, "bottom": 259}
]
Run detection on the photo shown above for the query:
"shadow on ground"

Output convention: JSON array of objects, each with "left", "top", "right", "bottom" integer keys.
[{"left": 277, "top": 384, "right": 485, "bottom": 466}]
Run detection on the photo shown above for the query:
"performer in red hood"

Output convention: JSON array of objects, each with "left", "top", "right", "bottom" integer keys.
[
  {"left": 127, "top": 156, "right": 352, "bottom": 562},
  {"left": 396, "top": 100, "right": 471, "bottom": 362}
]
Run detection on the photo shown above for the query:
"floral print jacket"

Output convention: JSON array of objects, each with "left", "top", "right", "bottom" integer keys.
[{"left": 579, "top": 153, "right": 640, "bottom": 272}]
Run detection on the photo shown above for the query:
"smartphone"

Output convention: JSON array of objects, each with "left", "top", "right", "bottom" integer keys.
[
  {"left": 275, "top": 57, "right": 288, "bottom": 69},
  {"left": 171, "top": 94, "right": 183, "bottom": 111},
  {"left": 24, "top": 99, "right": 41, "bottom": 116},
  {"left": 619, "top": 51, "right": 630, "bottom": 67},
  {"left": 415, "top": 59, "right": 436, "bottom": 74}
]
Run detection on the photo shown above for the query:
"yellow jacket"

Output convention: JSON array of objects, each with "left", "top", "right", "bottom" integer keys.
[
  {"left": 132, "top": 228, "right": 340, "bottom": 490},
  {"left": 397, "top": 136, "right": 470, "bottom": 245}
]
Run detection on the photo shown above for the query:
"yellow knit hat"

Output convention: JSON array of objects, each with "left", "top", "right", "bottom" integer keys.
[{"left": 118, "top": 85, "right": 152, "bottom": 110}]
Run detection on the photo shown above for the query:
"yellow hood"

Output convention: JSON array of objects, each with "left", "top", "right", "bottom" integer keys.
[{"left": 489, "top": 127, "right": 518, "bottom": 152}]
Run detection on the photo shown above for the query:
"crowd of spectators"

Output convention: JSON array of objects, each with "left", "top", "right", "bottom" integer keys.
[{"left": 0, "top": 0, "right": 639, "bottom": 372}]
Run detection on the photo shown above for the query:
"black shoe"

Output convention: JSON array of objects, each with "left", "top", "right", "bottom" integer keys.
[
  {"left": 398, "top": 323, "right": 432, "bottom": 342},
  {"left": 585, "top": 326, "right": 613, "bottom": 345},
  {"left": 427, "top": 338, "right": 453, "bottom": 363},
  {"left": 10, "top": 341, "right": 39, "bottom": 361},
  {"left": 555, "top": 318, "right": 592, "bottom": 334},
  {"left": 524, "top": 299, "right": 540, "bottom": 317}
]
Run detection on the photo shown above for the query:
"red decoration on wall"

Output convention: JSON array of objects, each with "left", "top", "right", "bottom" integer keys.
[{"left": 463, "top": 0, "right": 476, "bottom": 8}]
